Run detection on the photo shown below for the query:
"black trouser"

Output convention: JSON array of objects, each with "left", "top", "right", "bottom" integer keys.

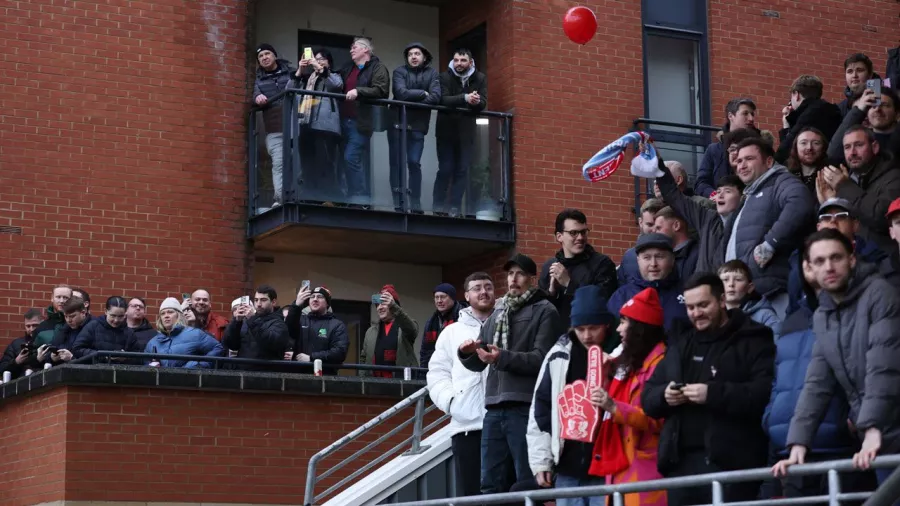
[
  {"left": 667, "top": 451, "right": 761, "bottom": 506},
  {"left": 299, "top": 129, "right": 340, "bottom": 201},
  {"left": 452, "top": 430, "right": 482, "bottom": 497}
]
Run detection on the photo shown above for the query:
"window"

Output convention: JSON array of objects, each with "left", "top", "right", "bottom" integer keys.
[{"left": 645, "top": 34, "right": 701, "bottom": 133}]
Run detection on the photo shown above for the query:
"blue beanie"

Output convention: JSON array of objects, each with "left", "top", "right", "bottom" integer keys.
[
  {"left": 434, "top": 283, "right": 457, "bottom": 300},
  {"left": 570, "top": 285, "right": 615, "bottom": 328}
]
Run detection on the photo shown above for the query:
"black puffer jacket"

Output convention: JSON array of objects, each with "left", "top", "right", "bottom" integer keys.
[
  {"left": 253, "top": 58, "right": 299, "bottom": 134},
  {"left": 285, "top": 308, "right": 350, "bottom": 366},
  {"left": 130, "top": 320, "right": 159, "bottom": 352},
  {"left": 72, "top": 318, "right": 140, "bottom": 359},
  {"left": 775, "top": 98, "right": 842, "bottom": 164},
  {"left": 538, "top": 245, "right": 618, "bottom": 328},
  {"left": 52, "top": 319, "right": 91, "bottom": 353},
  {"left": 642, "top": 310, "right": 776, "bottom": 474},
  {"left": 391, "top": 43, "right": 441, "bottom": 133},
  {"left": 223, "top": 310, "right": 291, "bottom": 370},
  {"left": 0, "top": 336, "right": 44, "bottom": 378}
]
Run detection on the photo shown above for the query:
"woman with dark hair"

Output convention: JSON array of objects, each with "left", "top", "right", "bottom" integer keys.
[
  {"left": 72, "top": 296, "right": 140, "bottom": 359},
  {"left": 786, "top": 126, "right": 829, "bottom": 195},
  {"left": 588, "top": 288, "right": 668, "bottom": 506},
  {"left": 297, "top": 47, "right": 343, "bottom": 203}
]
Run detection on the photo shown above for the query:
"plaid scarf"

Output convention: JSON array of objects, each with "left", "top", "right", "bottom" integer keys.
[
  {"left": 298, "top": 71, "right": 320, "bottom": 125},
  {"left": 492, "top": 287, "right": 538, "bottom": 349}
]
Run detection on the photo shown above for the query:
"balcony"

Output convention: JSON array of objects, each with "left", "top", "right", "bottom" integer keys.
[{"left": 247, "top": 89, "right": 515, "bottom": 264}]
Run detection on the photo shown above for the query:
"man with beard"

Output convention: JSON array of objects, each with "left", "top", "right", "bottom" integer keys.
[
  {"left": 775, "top": 75, "right": 841, "bottom": 165},
  {"left": 642, "top": 273, "right": 775, "bottom": 506},
  {"left": 286, "top": 285, "right": 349, "bottom": 371},
  {"left": 0, "top": 309, "right": 46, "bottom": 378},
  {"left": 787, "top": 127, "right": 829, "bottom": 195},
  {"left": 540, "top": 209, "right": 617, "bottom": 331},
  {"left": 433, "top": 49, "right": 487, "bottom": 217},
  {"left": 189, "top": 289, "right": 229, "bottom": 341},
  {"left": 223, "top": 285, "right": 291, "bottom": 370},
  {"left": 420, "top": 283, "right": 465, "bottom": 369},
  {"left": 459, "top": 253, "right": 563, "bottom": 494},
  {"left": 829, "top": 86, "right": 900, "bottom": 163},
  {"left": 427, "top": 272, "right": 497, "bottom": 497},
  {"left": 774, "top": 229, "right": 900, "bottom": 491},
  {"left": 818, "top": 125, "right": 900, "bottom": 250}
]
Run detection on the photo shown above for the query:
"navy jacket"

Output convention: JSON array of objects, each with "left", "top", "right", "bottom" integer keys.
[
  {"left": 72, "top": 318, "right": 140, "bottom": 359},
  {"left": 608, "top": 272, "right": 688, "bottom": 333},
  {"left": 694, "top": 141, "right": 730, "bottom": 198},
  {"left": 617, "top": 247, "right": 640, "bottom": 286},
  {"left": 762, "top": 303, "right": 854, "bottom": 456}
]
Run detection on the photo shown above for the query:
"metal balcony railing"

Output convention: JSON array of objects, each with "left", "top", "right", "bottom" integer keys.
[{"left": 248, "top": 89, "right": 513, "bottom": 223}]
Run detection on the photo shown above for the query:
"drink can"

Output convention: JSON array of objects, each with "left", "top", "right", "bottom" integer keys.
[
  {"left": 313, "top": 359, "right": 323, "bottom": 377},
  {"left": 2, "top": 371, "right": 11, "bottom": 383},
  {"left": 403, "top": 367, "right": 412, "bottom": 381},
  {"left": 24, "top": 369, "right": 33, "bottom": 377},
  {"left": 44, "top": 363, "right": 52, "bottom": 370}
]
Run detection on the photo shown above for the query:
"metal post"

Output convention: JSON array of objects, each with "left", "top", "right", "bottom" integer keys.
[
  {"left": 500, "top": 116, "right": 511, "bottom": 221},
  {"left": 281, "top": 92, "right": 293, "bottom": 206},
  {"left": 399, "top": 105, "right": 409, "bottom": 212},
  {"left": 248, "top": 111, "right": 259, "bottom": 218},
  {"left": 711, "top": 480, "right": 724, "bottom": 505},
  {"left": 292, "top": 92, "right": 301, "bottom": 202},
  {"left": 828, "top": 468, "right": 841, "bottom": 506},
  {"left": 409, "top": 395, "right": 425, "bottom": 454},
  {"left": 612, "top": 491, "right": 625, "bottom": 506},
  {"left": 303, "top": 453, "right": 321, "bottom": 506}
]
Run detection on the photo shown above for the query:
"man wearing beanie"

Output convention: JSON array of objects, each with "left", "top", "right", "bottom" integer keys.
[
  {"left": 420, "top": 282, "right": 464, "bottom": 369},
  {"left": 361, "top": 284, "right": 419, "bottom": 377},
  {"left": 608, "top": 233, "right": 689, "bottom": 338},
  {"left": 253, "top": 42, "right": 301, "bottom": 210},
  {"left": 285, "top": 285, "right": 349, "bottom": 371},
  {"left": 642, "top": 273, "right": 775, "bottom": 506},
  {"left": 527, "top": 285, "right": 615, "bottom": 503},
  {"left": 539, "top": 208, "right": 618, "bottom": 330},
  {"left": 459, "top": 253, "right": 563, "bottom": 494}
]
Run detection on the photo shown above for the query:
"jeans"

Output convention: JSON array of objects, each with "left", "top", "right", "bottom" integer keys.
[
  {"left": 481, "top": 404, "right": 531, "bottom": 495},
  {"left": 387, "top": 127, "right": 425, "bottom": 208},
  {"left": 434, "top": 136, "right": 475, "bottom": 212},
  {"left": 265, "top": 133, "right": 284, "bottom": 203},
  {"left": 452, "top": 431, "right": 482, "bottom": 497},
  {"left": 554, "top": 474, "right": 606, "bottom": 506},
  {"left": 341, "top": 118, "right": 370, "bottom": 204}
]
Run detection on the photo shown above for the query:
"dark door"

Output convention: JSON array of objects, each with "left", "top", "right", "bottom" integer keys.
[{"left": 330, "top": 299, "right": 372, "bottom": 375}]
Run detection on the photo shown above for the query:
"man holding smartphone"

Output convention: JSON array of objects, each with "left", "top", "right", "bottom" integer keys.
[
  {"left": 642, "top": 273, "right": 775, "bottom": 506},
  {"left": 828, "top": 84, "right": 900, "bottom": 163},
  {"left": 360, "top": 285, "right": 419, "bottom": 377},
  {"left": 223, "top": 285, "right": 291, "bottom": 370},
  {"left": 284, "top": 285, "right": 349, "bottom": 371},
  {"left": 0, "top": 309, "right": 46, "bottom": 379}
]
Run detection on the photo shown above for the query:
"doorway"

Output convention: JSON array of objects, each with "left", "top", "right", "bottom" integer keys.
[{"left": 330, "top": 299, "right": 373, "bottom": 375}]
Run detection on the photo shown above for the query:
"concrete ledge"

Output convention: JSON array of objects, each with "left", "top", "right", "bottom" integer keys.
[{"left": 0, "top": 364, "right": 426, "bottom": 404}]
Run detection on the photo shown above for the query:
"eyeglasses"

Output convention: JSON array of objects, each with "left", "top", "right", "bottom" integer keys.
[
  {"left": 466, "top": 284, "right": 493, "bottom": 293},
  {"left": 818, "top": 212, "right": 851, "bottom": 223},
  {"left": 128, "top": 304, "right": 145, "bottom": 310},
  {"left": 562, "top": 229, "right": 589, "bottom": 238}
]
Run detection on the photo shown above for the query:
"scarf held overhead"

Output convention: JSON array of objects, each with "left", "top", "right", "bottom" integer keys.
[
  {"left": 582, "top": 131, "right": 661, "bottom": 182},
  {"left": 492, "top": 287, "right": 538, "bottom": 350}
]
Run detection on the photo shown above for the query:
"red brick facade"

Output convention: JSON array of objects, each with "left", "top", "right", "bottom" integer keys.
[{"left": 0, "top": 1, "right": 897, "bottom": 337}]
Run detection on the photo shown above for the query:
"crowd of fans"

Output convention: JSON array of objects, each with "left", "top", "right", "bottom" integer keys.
[
  {"left": 253, "top": 37, "right": 487, "bottom": 214},
  {"left": 4, "top": 51, "right": 900, "bottom": 506}
]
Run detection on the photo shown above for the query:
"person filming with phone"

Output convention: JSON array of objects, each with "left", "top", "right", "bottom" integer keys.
[
  {"left": 829, "top": 82, "right": 900, "bottom": 163},
  {"left": 223, "top": 285, "right": 291, "bottom": 371},
  {"left": 284, "top": 285, "right": 349, "bottom": 371},
  {"left": 360, "top": 285, "right": 419, "bottom": 378},
  {"left": 641, "top": 273, "right": 775, "bottom": 506},
  {"left": 0, "top": 309, "right": 46, "bottom": 379}
]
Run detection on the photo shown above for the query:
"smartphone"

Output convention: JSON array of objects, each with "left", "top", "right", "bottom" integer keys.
[
  {"left": 371, "top": 294, "right": 383, "bottom": 304},
  {"left": 303, "top": 47, "right": 313, "bottom": 60},
  {"left": 182, "top": 292, "right": 191, "bottom": 302},
  {"left": 301, "top": 280, "right": 311, "bottom": 291},
  {"left": 240, "top": 295, "right": 250, "bottom": 306},
  {"left": 44, "top": 346, "right": 59, "bottom": 354},
  {"left": 671, "top": 382, "right": 685, "bottom": 390},
  {"left": 867, "top": 79, "right": 882, "bottom": 106},
  {"left": 479, "top": 341, "right": 491, "bottom": 351}
]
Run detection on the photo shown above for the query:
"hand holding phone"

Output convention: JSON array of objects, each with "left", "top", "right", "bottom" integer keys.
[
  {"left": 866, "top": 79, "right": 882, "bottom": 106},
  {"left": 303, "top": 47, "right": 313, "bottom": 60},
  {"left": 371, "top": 294, "right": 384, "bottom": 305}
]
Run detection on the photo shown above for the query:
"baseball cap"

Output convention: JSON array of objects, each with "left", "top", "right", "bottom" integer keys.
[
  {"left": 886, "top": 197, "right": 900, "bottom": 220},
  {"left": 503, "top": 253, "right": 538, "bottom": 276},
  {"left": 634, "top": 233, "right": 674, "bottom": 255},
  {"left": 818, "top": 198, "right": 856, "bottom": 218}
]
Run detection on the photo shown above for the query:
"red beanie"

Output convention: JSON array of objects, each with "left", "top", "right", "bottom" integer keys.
[
  {"left": 619, "top": 288, "right": 664, "bottom": 327},
  {"left": 381, "top": 284, "right": 400, "bottom": 305}
]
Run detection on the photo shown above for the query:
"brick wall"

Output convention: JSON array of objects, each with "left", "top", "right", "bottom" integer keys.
[
  {"left": 0, "top": 0, "right": 253, "bottom": 347},
  {"left": 441, "top": 0, "right": 899, "bottom": 290},
  {"left": 0, "top": 386, "right": 435, "bottom": 505}
]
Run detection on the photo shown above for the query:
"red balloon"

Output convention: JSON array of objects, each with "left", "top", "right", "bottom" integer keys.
[{"left": 563, "top": 6, "right": 598, "bottom": 45}]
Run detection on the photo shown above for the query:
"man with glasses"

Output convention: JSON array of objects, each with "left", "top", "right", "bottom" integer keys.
[
  {"left": 427, "top": 272, "right": 498, "bottom": 497},
  {"left": 285, "top": 285, "right": 348, "bottom": 371},
  {"left": 786, "top": 198, "right": 887, "bottom": 315},
  {"left": 539, "top": 209, "right": 617, "bottom": 332},
  {"left": 608, "top": 234, "right": 689, "bottom": 336},
  {"left": 126, "top": 297, "right": 158, "bottom": 350}
]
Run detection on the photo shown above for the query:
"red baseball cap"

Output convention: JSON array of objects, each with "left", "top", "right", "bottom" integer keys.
[{"left": 886, "top": 198, "right": 900, "bottom": 220}]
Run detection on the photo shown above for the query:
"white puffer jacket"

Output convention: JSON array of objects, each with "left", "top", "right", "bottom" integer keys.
[{"left": 426, "top": 307, "right": 492, "bottom": 436}]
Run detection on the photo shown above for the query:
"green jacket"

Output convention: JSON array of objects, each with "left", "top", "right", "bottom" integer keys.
[{"left": 360, "top": 302, "right": 418, "bottom": 376}]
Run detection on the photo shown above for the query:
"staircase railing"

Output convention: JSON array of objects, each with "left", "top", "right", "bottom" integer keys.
[{"left": 303, "top": 386, "right": 450, "bottom": 506}]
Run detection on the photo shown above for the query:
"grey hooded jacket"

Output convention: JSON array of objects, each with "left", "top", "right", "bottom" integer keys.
[{"left": 786, "top": 263, "right": 900, "bottom": 453}]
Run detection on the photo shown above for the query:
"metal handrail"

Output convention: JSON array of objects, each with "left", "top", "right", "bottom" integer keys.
[
  {"left": 303, "top": 386, "right": 450, "bottom": 506},
  {"left": 387, "top": 455, "right": 900, "bottom": 506},
  {"left": 65, "top": 350, "right": 427, "bottom": 375},
  {"left": 633, "top": 117, "right": 721, "bottom": 133}
]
